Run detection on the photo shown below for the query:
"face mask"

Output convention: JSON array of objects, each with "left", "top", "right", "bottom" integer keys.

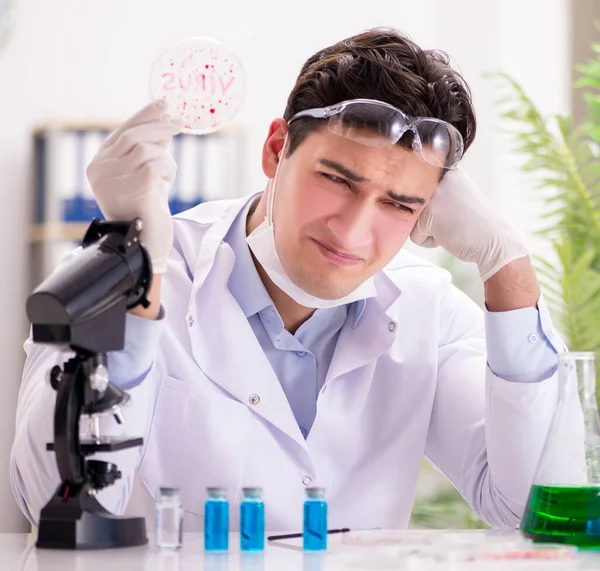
[{"left": 246, "top": 136, "right": 377, "bottom": 310}]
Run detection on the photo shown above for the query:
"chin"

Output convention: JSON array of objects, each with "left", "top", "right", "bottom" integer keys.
[
  {"left": 293, "top": 276, "right": 357, "bottom": 301},
  {"left": 288, "top": 255, "right": 366, "bottom": 299},
  {"left": 306, "top": 289, "right": 344, "bottom": 301}
]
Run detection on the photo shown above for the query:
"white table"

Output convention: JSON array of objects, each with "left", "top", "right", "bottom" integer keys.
[{"left": 4, "top": 530, "right": 600, "bottom": 570}]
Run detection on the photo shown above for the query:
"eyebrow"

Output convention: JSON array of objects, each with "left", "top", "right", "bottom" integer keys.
[
  {"left": 318, "top": 158, "right": 426, "bottom": 206},
  {"left": 319, "top": 158, "right": 367, "bottom": 183}
]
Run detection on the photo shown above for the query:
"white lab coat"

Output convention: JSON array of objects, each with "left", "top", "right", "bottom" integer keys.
[{"left": 11, "top": 195, "right": 568, "bottom": 533}]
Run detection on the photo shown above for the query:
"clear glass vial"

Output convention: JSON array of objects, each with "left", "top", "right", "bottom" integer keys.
[
  {"left": 156, "top": 487, "right": 183, "bottom": 549},
  {"left": 303, "top": 487, "right": 327, "bottom": 551},
  {"left": 204, "top": 487, "right": 229, "bottom": 551},
  {"left": 240, "top": 487, "right": 265, "bottom": 551}
]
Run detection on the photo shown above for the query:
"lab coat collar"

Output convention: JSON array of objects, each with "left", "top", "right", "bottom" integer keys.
[
  {"left": 224, "top": 195, "right": 273, "bottom": 318},
  {"left": 377, "top": 267, "right": 403, "bottom": 313},
  {"left": 175, "top": 192, "right": 262, "bottom": 295},
  {"left": 325, "top": 272, "right": 401, "bottom": 384}
]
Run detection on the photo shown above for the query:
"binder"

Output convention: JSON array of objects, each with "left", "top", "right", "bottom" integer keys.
[
  {"left": 34, "top": 127, "right": 107, "bottom": 224},
  {"left": 170, "top": 133, "right": 204, "bottom": 214}
]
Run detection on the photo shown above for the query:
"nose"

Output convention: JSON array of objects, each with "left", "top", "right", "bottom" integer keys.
[{"left": 325, "top": 198, "right": 374, "bottom": 251}]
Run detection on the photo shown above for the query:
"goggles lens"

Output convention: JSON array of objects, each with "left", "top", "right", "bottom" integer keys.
[{"left": 290, "top": 99, "right": 464, "bottom": 169}]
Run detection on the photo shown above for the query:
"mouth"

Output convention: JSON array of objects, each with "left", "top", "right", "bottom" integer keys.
[{"left": 312, "top": 239, "right": 363, "bottom": 267}]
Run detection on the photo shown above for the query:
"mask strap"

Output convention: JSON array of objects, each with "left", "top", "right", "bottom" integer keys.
[{"left": 266, "top": 132, "right": 290, "bottom": 226}]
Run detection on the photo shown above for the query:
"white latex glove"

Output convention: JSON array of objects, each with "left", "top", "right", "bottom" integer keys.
[
  {"left": 86, "top": 100, "right": 183, "bottom": 274},
  {"left": 410, "top": 168, "right": 529, "bottom": 281}
]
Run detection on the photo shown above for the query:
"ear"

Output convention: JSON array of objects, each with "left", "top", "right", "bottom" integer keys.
[{"left": 261, "top": 118, "right": 288, "bottom": 178}]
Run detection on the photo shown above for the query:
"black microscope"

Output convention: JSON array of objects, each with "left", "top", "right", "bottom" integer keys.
[{"left": 25, "top": 218, "right": 153, "bottom": 550}]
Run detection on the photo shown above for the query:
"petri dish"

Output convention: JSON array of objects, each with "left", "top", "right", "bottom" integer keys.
[
  {"left": 341, "top": 529, "right": 434, "bottom": 548},
  {"left": 405, "top": 543, "right": 581, "bottom": 570},
  {"left": 149, "top": 36, "right": 245, "bottom": 134}
]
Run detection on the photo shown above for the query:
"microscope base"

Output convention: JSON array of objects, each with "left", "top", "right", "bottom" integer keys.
[{"left": 36, "top": 487, "right": 148, "bottom": 550}]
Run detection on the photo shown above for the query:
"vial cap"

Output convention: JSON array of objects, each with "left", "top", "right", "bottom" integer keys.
[
  {"left": 207, "top": 487, "right": 227, "bottom": 497},
  {"left": 242, "top": 487, "right": 262, "bottom": 497},
  {"left": 159, "top": 487, "right": 180, "bottom": 497},
  {"left": 306, "top": 487, "right": 325, "bottom": 498}
]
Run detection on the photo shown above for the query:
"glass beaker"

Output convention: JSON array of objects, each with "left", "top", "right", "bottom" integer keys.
[{"left": 521, "top": 351, "right": 600, "bottom": 548}]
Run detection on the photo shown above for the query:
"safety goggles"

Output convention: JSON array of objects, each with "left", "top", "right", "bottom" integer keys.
[{"left": 288, "top": 98, "right": 464, "bottom": 169}]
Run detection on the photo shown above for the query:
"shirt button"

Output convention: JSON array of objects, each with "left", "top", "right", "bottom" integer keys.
[
  {"left": 528, "top": 333, "right": 539, "bottom": 344},
  {"left": 249, "top": 394, "right": 261, "bottom": 405},
  {"left": 388, "top": 321, "right": 396, "bottom": 332},
  {"left": 302, "top": 476, "right": 312, "bottom": 486},
  {"left": 296, "top": 351, "right": 307, "bottom": 357},
  {"left": 187, "top": 315, "right": 195, "bottom": 327}
]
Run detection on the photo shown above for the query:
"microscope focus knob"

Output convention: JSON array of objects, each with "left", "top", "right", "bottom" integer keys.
[{"left": 47, "top": 365, "right": 62, "bottom": 390}]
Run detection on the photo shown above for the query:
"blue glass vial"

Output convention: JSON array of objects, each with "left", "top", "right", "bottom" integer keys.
[
  {"left": 204, "top": 487, "right": 229, "bottom": 552},
  {"left": 240, "top": 487, "right": 265, "bottom": 551},
  {"left": 303, "top": 487, "right": 327, "bottom": 551}
]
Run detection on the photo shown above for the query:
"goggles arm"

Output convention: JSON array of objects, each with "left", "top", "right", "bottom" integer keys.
[{"left": 288, "top": 107, "right": 333, "bottom": 124}]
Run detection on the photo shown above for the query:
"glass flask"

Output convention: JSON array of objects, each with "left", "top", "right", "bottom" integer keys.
[{"left": 521, "top": 351, "right": 600, "bottom": 548}]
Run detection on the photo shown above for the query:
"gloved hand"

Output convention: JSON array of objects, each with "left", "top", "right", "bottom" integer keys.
[
  {"left": 410, "top": 168, "right": 529, "bottom": 282},
  {"left": 86, "top": 100, "right": 183, "bottom": 274}
]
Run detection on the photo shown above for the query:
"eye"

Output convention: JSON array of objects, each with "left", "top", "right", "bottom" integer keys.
[
  {"left": 320, "top": 172, "right": 350, "bottom": 187},
  {"left": 387, "top": 202, "right": 415, "bottom": 215}
]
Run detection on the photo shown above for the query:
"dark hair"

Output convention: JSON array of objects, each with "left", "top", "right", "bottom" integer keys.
[{"left": 283, "top": 27, "right": 476, "bottom": 161}]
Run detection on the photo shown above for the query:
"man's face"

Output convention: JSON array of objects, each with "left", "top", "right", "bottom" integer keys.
[{"left": 265, "top": 124, "right": 442, "bottom": 300}]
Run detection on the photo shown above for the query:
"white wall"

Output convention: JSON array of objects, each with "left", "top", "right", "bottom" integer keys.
[{"left": 0, "top": 0, "right": 570, "bottom": 531}]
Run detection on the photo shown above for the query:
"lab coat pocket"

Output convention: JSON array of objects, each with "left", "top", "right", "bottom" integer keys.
[{"left": 139, "top": 375, "right": 253, "bottom": 515}]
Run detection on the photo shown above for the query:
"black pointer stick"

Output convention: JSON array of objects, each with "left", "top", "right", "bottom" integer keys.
[{"left": 267, "top": 528, "right": 351, "bottom": 541}]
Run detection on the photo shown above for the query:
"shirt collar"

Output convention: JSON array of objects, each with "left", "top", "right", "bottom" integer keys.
[{"left": 351, "top": 299, "right": 367, "bottom": 328}]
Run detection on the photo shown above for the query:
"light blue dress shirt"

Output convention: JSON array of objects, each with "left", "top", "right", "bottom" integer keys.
[{"left": 108, "top": 198, "right": 559, "bottom": 439}]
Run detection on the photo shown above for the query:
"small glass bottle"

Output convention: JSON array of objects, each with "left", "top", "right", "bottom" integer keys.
[
  {"left": 204, "top": 487, "right": 229, "bottom": 552},
  {"left": 303, "top": 487, "right": 327, "bottom": 551},
  {"left": 155, "top": 487, "right": 183, "bottom": 549},
  {"left": 240, "top": 487, "right": 265, "bottom": 551}
]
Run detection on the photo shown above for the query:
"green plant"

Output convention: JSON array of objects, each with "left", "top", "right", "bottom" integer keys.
[
  {"left": 410, "top": 485, "right": 488, "bottom": 529},
  {"left": 490, "top": 42, "right": 600, "bottom": 362}
]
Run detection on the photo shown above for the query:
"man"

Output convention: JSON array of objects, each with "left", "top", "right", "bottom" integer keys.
[{"left": 11, "top": 27, "right": 566, "bottom": 532}]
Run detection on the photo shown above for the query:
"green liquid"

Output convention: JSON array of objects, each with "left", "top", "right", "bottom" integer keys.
[{"left": 521, "top": 485, "right": 600, "bottom": 548}]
